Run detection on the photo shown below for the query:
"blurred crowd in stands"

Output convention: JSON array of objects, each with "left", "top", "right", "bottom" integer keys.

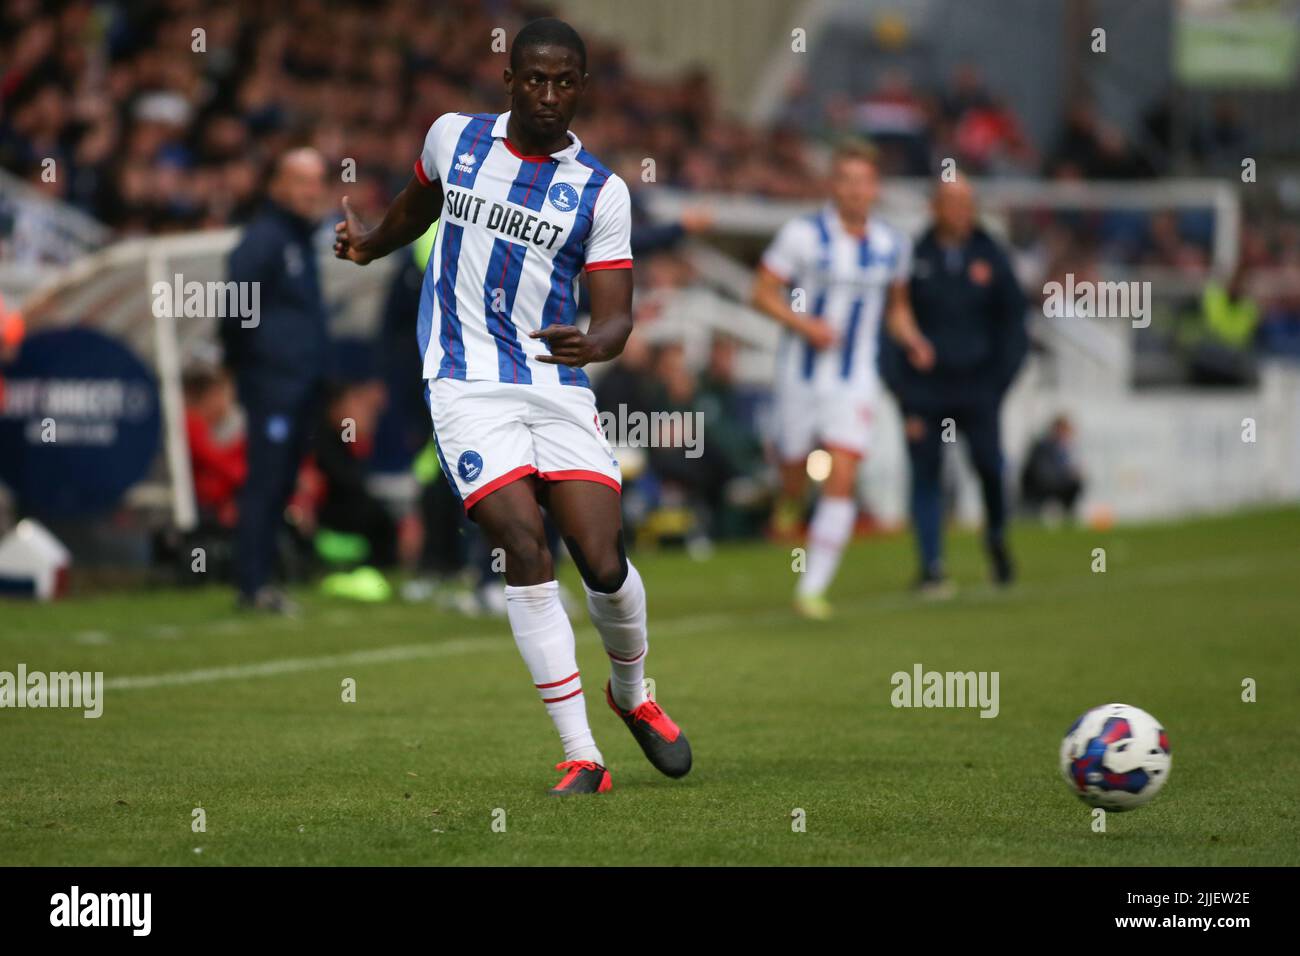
[
  {"left": 791, "top": 63, "right": 1256, "bottom": 183},
  {"left": 3, "top": 0, "right": 1300, "bottom": 590},
  {"left": 792, "top": 61, "right": 1300, "bottom": 364},
  {"left": 0, "top": 0, "right": 819, "bottom": 236},
  {"left": 5, "top": 0, "right": 1300, "bottom": 361}
]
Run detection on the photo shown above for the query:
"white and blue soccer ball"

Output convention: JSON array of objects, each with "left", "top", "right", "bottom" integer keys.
[{"left": 1059, "top": 703, "right": 1171, "bottom": 811}]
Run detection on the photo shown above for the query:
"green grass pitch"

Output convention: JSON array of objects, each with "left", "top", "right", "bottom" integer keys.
[{"left": 1, "top": 508, "right": 1297, "bottom": 866}]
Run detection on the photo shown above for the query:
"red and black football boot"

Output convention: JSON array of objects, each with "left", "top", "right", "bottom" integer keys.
[
  {"left": 548, "top": 760, "right": 612, "bottom": 796},
  {"left": 605, "top": 682, "right": 692, "bottom": 779}
]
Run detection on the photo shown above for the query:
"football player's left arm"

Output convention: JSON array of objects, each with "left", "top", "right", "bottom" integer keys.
[
  {"left": 532, "top": 267, "right": 633, "bottom": 367},
  {"left": 534, "top": 175, "right": 634, "bottom": 367}
]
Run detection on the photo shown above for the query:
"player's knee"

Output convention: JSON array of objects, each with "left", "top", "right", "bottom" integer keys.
[
  {"left": 586, "top": 558, "right": 627, "bottom": 594},
  {"left": 824, "top": 463, "right": 857, "bottom": 498},
  {"left": 565, "top": 532, "right": 627, "bottom": 594},
  {"left": 498, "top": 521, "right": 552, "bottom": 583}
]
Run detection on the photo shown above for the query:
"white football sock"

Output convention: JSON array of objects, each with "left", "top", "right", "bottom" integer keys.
[
  {"left": 797, "top": 496, "right": 856, "bottom": 598},
  {"left": 584, "top": 561, "right": 648, "bottom": 712},
  {"left": 504, "top": 580, "right": 602, "bottom": 764}
]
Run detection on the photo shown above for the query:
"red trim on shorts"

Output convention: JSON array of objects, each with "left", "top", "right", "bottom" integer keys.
[
  {"left": 541, "top": 686, "right": 584, "bottom": 704},
  {"left": 463, "top": 465, "right": 538, "bottom": 511},
  {"left": 413, "top": 159, "right": 433, "bottom": 186},
  {"left": 536, "top": 671, "right": 580, "bottom": 689},
  {"left": 585, "top": 259, "right": 633, "bottom": 272},
  {"left": 538, "top": 470, "right": 622, "bottom": 494}
]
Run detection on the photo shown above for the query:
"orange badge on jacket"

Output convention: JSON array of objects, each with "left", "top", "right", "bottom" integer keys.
[{"left": 968, "top": 259, "right": 993, "bottom": 285}]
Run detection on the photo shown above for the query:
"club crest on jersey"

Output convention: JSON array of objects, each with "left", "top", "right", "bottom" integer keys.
[
  {"left": 455, "top": 152, "right": 478, "bottom": 175},
  {"left": 457, "top": 450, "right": 484, "bottom": 482},
  {"left": 547, "top": 182, "right": 579, "bottom": 213}
]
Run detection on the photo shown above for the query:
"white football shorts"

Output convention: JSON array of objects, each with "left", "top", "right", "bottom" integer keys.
[
  {"left": 426, "top": 378, "right": 622, "bottom": 511},
  {"left": 770, "top": 381, "right": 876, "bottom": 462}
]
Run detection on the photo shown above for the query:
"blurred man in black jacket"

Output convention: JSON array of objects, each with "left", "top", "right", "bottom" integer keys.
[
  {"left": 221, "top": 148, "right": 329, "bottom": 612},
  {"left": 881, "top": 176, "right": 1027, "bottom": 594}
]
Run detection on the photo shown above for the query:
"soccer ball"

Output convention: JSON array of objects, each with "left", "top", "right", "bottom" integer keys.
[{"left": 1059, "top": 703, "right": 1171, "bottom": 811}]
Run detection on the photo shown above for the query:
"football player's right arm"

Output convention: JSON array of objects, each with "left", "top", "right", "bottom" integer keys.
[
  {"left": 751, "top": 220, "right": 836, "bottom": 349},
  {"left": 333, "top": 177, "right": 443, "bottom": 266},
  {"left": 336, "top": 114, "right": 452, "bottom": 265},
  {"left": 883, "top": 236, "right": 933, "bottom": 372},
  {"left": 750, "top": 264, "right": 836, "bottom": 350},
  {"left": 885, "top": 279, "right": 934, "bottom": 372}
]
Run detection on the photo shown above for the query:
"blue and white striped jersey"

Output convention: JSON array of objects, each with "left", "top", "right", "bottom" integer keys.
[
  {"left": 760, "top": 204, "right": 911, "bottom": 393},
  {"left": 413, "top": 111, "right": 633, "bottom": 388}
]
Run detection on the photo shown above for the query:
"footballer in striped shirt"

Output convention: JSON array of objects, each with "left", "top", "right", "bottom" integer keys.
[{"left": 334, "top": 17, "right": 691, "bottom": 795}]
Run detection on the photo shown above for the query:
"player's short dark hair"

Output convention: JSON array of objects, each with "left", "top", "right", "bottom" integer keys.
[{"left": 511, "top": 17, "right": 587, "bottom": 73}]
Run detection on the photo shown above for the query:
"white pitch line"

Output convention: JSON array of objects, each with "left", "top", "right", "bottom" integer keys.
[
  {"left": 104, "top": 638, "right": 511, "bottom": 691},
  {"left": 105, "top": 610, "right": 738, "bottom": 693},
  {"left": 78, "top": 550, "right": 1290, "bottom": 693}
]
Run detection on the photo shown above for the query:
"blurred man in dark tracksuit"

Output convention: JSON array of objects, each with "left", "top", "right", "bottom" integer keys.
[
  {"left": 221, "top": 148, "right": 330, "bottom": 612},
  {"left": 881, "top": 176, "right": 1027, "bottom": 595}
]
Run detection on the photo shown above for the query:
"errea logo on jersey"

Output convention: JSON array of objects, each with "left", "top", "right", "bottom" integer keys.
[{"left": 455, "top": 152, "right": 478, "bottom": 175}]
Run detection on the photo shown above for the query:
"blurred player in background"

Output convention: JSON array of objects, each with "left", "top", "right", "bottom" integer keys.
[
  {"left": 752, "top": 140, "right": 931, "bottom": 620},
  {"left": 333, "top": 18, "right": 691, "bottom": 796},
  {"left": 881, "top": 176, "right": 1027, "bottom": 595}
]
